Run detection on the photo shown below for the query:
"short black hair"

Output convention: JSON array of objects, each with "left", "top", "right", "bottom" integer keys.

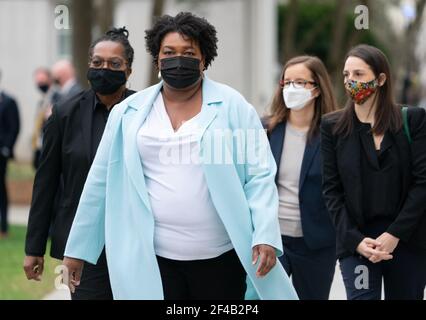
[
  {"left": 145, "top": 12, "right": 218, "bottom": 70},
  {"left": 89, "top": 27, "right": 135, "bottom": 68}
]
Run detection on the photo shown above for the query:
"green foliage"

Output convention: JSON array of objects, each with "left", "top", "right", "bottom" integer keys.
[
  {"left": 278, "top": 1, "right": 383, "bottom": 66},
  {"left": 7, "top": 162, "right": 35, "bottom": 182}
]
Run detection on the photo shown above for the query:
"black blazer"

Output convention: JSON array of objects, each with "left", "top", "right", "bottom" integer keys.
[
  {"left": 267, "top": 121, "right": 335, "bottom": 250},
  {"left": 321, "top": 107, "right": 426, "bottom": 258},
  {"left": 0, "top": 92, "right": 20, "bottom": 159},
  {"left": 25, "top": 89, "right": 135, "bottom": 259}
]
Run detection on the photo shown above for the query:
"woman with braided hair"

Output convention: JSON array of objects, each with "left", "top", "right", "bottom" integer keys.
[{"left": 24, "top": 27, "right": 136, "bottom": 300}]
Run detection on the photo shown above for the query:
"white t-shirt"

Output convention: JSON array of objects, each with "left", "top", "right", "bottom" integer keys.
[
  {"left": 137, "top": 93, "right": 233, "bottom": 260},
  {"left": 277, "top": 123, "right": 307, "bottom": 237}
]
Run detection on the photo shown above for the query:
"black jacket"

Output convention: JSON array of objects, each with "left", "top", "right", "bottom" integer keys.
[
  {"left": 267, "top": 121, "right": 335, "bottom": 250},
  {"left": 321, "top": 107, "right": 426, "bottom": 258},
  {"left": 0, "top": 92, "right": 20, "bottom": 159},
  {"left": 25, "top": 89, "right": 135, "bottom": 259}
]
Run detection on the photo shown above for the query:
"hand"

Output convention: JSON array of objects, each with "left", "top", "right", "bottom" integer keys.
[
  {"left": 252, "top": 244, "right": 277, "bottom": 278},
  {"left": 373, "top": 232, "right": 399, "bottom": 257},
  {"left": 62, "top": 257, "right": 84, "bottom": 293},
  {"left": 23, "top": 256, "right": 44, "bottom": 281},
  {"left": 0, "top": 147, "right": 10, "bottom": 158},
  {"left": 356, "top": 237, "right": 393, "bottom": 263}
]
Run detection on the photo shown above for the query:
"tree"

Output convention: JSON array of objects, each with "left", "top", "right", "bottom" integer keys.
[
  {"left": 281, "top": 0, "right": 299, "bottom": 63},
  {"left": 278, "top": 0, "right": 381, "bottom": 102},
  {"left": 149, "top": 0, "right": 166, "bottom": 86},
  {"left": 96, "top": 0, "right": 115, "bottom": 38},
  {"left": 400, "top": 0, "right": 426, "bottom": 103},
  {"left": 71, "top": 0, "right": 93, "bottom": 89},
  {"left": 70, "top": 0, "right": 115, "bottom": 88}
]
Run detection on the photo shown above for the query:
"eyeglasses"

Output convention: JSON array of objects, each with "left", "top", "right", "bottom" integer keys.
[
  {"left": 281, "top": 80, "right": 317, "bottom": 89},
  {"left": 89, "top": 58, "right": 127, "bottom": 70}
]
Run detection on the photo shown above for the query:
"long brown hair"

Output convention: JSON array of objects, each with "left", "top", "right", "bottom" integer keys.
[
  {"left": 267, "top": 56, "right": 338, "bottom": 141},
  {"left": 333, "top": 44, "right": 402, "bottom": 136}
]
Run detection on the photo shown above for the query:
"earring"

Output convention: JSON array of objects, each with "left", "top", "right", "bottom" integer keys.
[{"left": 158, "top": 71, "right": 162, "bottom": 79}]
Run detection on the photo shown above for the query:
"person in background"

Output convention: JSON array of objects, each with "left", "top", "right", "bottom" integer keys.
[
  {"left": 321, "top": 44, "right": 426, "bottom": 300},
  {"left": 32, "top": 67, "right": 59, "bottom": 169},
  {"left": 51, "top": 60, "right": 83, "bottom": 103},
  {"left": 264, "top": 56, "right": 337, "bottom": 299},
  {"left": 0, "top": 70, "right": 20, "bottom": 239},
  {"left": 24, "top": 27, "right": 136, "bottom": 300}
]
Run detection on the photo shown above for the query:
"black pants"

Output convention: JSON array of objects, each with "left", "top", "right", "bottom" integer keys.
[
  {"left": 33, "top": 150, "right": 41, "bottom": 170},
  {"left": 156, "top": 249, "right": 247, "bottom": 300},
  {"left": 0, "top": 156, "right": 8, "bottom": 233},
  {"left": 279, "top": 235, "right": 336, "bottom": 300},
  {"left": 339, "top": 219, "right": 426, "bottom": 300},
  {"left": 71, "top": 249, "right": 113, "bottom": 300}
]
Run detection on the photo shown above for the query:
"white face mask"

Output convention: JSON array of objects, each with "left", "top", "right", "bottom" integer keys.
[{"left": 283, "top": 86, "right": 315, "bottom": 110}]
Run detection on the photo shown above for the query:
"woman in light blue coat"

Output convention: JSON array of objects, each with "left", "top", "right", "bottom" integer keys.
[{"left": 63, "top": 12, "right": 297, "bottom": 300}]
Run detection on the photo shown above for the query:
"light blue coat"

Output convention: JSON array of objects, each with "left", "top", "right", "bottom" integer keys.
[{"left": 64, "top": 77, "right": 298, "bottom": 300}]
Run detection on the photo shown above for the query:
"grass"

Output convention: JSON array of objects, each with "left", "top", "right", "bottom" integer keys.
[
  {"left": 7, "top": 161, "right": 35, "bottom": 181},
  {"left": 0, "top": 225, "right": 62, "bottom": 300}
]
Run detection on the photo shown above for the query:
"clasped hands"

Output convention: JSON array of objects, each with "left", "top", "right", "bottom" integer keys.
[{"left": 356, "top": 232, "right": 399, "bottom": 263}]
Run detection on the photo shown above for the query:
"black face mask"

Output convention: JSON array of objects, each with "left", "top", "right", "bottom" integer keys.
[
  {"left": 38, "top": 84, "right": 49, "bottom": 94},
  {"left": 160, "top": 56, "right": 201, "bottom": 89},
  {"left": 87, "top": 68, "right": 127, "bottom": 95}
]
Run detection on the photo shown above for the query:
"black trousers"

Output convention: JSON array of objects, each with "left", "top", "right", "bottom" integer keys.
[
  {"left": 71, "top": 248, "right": 113, "bottom": 300},
  {"left": 279, "top": 235, "right": 336, "bottom": 300},
  {"left": 156, "top": 249, "right": 247, "bottom": 300},
  {"left": 339, "top": 219, "right": 426, "bottom": 300},
  {"left": 0, "top": 156, "right": 8, "bottom": 233}
]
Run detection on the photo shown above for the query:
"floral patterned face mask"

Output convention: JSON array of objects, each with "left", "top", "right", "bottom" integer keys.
[{"left": 345, "top": 78, "right": 379, "bottom": 105}]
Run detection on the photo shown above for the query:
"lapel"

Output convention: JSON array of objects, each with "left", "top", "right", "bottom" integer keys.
[
  {"left": 270, "top": 121, "right": 320, "bottom": 190},
  {"left": 338, "top": 118, "right": 364, "bottom": 221},
  {"left": 196, "top": 77, "right": 220, "bottom": 142},
  {"left": 78, "top": 90, "right": 96, "bottom": 166},
  {"left": 79, "top": 90, "right": 134, "bottom": 166},
  {"left": 122, "top": 83, "right": 162, "bottom": 211},
  {"left": 270, "top": 122, "right": 285, "bottom": 182},
  {"left": 392, "top": 129, "right": 411, "bottom": 208},
  {"left": 299, "top": 133, "right": 320, "bottom": 190}
]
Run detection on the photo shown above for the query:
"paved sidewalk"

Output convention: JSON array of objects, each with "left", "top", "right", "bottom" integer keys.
[
  {"left": 42, "top": 266, "right": 346, "bottom": 300},
  {"left": 9, "top": 204, "right": 30, "bottom": 226},
  {"left": 43, "top": 288, "right": 71, "bottom": 300},
  {"left": 9, "top": 205, "right": 424, "bottom": 300}
]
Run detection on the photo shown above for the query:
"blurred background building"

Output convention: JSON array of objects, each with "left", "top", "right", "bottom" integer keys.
[{"left": 0, "top": 0, "right": 426, "bottom": 163}]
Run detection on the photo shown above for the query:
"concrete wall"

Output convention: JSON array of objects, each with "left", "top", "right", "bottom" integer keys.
[
  {"left": 0, "top": 0, "right": 58, "bottom": 163},
  {"left": 1, "top": 0, "right": 278, "bottom": 162}
]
